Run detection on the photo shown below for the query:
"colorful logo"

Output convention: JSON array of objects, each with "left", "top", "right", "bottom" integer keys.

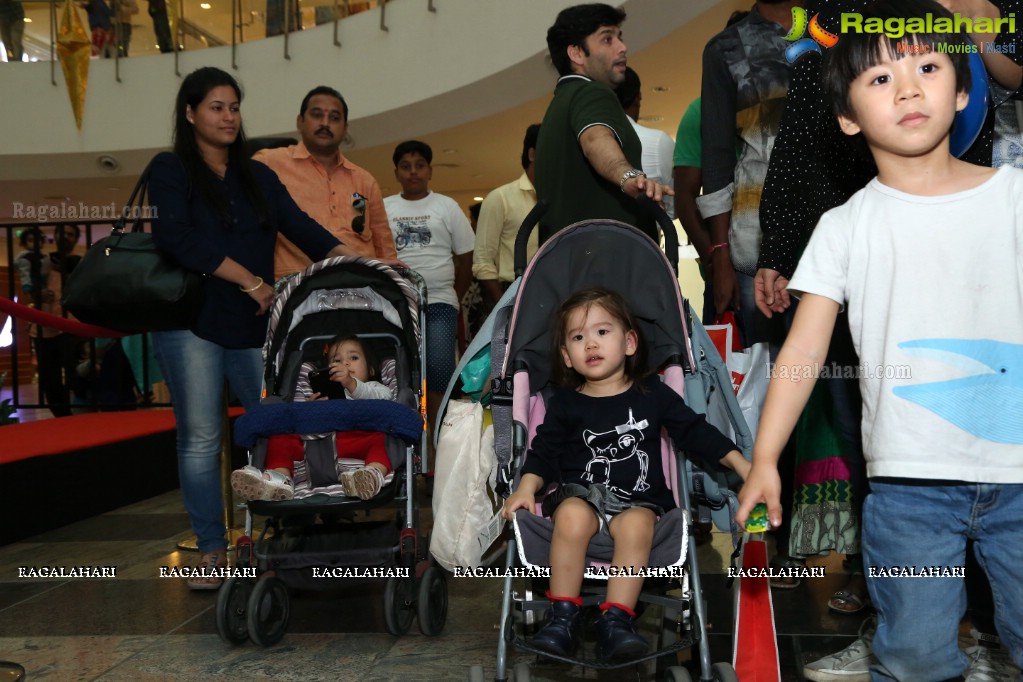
[{"left": 784, "top": 7, "right": 839, "bottom": 63}]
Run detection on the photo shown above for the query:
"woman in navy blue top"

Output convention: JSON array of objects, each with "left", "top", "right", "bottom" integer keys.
[{"left": 149, "top": 67, "right": 355, "bottom": 589}]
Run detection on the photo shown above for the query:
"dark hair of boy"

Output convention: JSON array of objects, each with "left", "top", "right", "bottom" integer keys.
[
  {"left": 19, "top": 226, "right": 43, "bottom": 248},
  {"left": 822, "top": 0, "right": 972, "bottom": 120},
  {"left": 391, "top": 140, "right": 433, "bottom": 166},
  {"left": 522, "top": 123, "right": 541, "bottom": 170},
  {"left": 549, "top": 287, "right": 648, "bottom": 390},
  {"left": 546, "top": 3, "right": 626, "bottom": 77}
]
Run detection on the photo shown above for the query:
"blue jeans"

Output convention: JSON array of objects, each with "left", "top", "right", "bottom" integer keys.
[
  {"left": 735, "top": 271, "right": 758, "bottom": 349},
  {"left": 152, "top": 330, "right": 263, "bottom": 553},
  {"left": 863, "top": 481, "right": 1023, "bottom": 681}
]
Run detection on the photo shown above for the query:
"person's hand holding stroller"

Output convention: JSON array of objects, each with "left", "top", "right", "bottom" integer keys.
[
  {"left": 246, "top": 282, "right": 273, "bottom": 315},
  {"left": 501, "top": 473, "right": 544, "bottom": 521}
]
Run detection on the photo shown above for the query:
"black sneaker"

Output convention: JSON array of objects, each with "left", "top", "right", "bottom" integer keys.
[
  {"left": 530, "top": 600, "right": 581, "bottom": 657},
  {"left": 595, "top": 605, "right": 648, "bottom": 661}
]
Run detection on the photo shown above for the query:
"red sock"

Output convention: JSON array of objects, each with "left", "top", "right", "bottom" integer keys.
[
  {"left": 599, "top": 601, "right": 636, "bottom": 618},
  {"left": 545, "top": 591, "right": 582, "bottom": 606}
]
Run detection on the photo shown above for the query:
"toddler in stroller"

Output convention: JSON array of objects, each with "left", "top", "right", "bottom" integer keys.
[
  {"left": 230, "top": 333, "right": 397, "bottom": 502},
  {"left": 503, "top": 287, "right": 750, "bottom": 661}
]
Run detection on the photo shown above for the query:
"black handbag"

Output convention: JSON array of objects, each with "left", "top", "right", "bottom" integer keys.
[{"left": 62, "top": 161, "right": 204, "bottom": 333}]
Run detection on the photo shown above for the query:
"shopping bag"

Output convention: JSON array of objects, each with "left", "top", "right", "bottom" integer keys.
[
  {"left": 430, "top": 399, "right": 502, "bottom": 571},
  {"left": 705, "top": 331, "right": 770, "bottom": 444},
  {"left": 705, "top": 310, "right": 743, "bottom": 356}
]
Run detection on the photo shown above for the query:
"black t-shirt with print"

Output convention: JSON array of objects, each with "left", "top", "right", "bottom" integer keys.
[{"left": 521, "top": 375, "right": 738, "bottom": 511}]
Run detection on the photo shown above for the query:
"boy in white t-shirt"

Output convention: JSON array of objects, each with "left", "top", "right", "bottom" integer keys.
[
  {"left": 736, "top": 1, "right": 1023, "bottom": 679},
  {"left": 383, "top": 140, "right": 475, "bottom": 445}
]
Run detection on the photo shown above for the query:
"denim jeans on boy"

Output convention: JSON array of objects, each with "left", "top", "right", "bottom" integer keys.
[
  {"left": 153, "top": 330, "right": 263, "bottom": 553},
  {"left": 862, "top": 480, "right": 1023, "bottom": 681}
]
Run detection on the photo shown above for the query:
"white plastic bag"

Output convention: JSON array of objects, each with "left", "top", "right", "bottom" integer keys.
[
  {"left": 430, "top": 400, "right": 502, "bottom": 571},
  {"left": 706, "top": 342, "right": 770, "bottom": 443}
]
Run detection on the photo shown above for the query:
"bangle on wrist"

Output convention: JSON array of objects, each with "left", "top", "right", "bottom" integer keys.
[
  {"left": 709, "top": 242, "right": 730, "bottom": 254},
  {"left": 240, "top": 277, "right": 263, "bottom": 293}
]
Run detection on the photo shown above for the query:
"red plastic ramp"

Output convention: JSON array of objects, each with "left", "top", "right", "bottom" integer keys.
[{"left": 733, "top": 538, "right": 781, "bottom": 681}]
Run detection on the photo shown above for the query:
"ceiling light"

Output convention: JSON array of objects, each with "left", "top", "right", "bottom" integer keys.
[
  {"left": 24, "top": 17, "right": 32, "bottom": 22},
  {"left": 473, "top": 196, "right": 484, "bottom": 202},
  {"left": 200, "top": 2, "right": 211, "bottom": 8}
]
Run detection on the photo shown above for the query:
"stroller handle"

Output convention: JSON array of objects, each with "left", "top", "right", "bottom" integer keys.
[{"left": 513, "top": 196, "right": 680, "bottom": 278}]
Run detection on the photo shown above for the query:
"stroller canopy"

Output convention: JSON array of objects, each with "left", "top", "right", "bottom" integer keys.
[
  {"left": 264, "top": 257, "right": 421, "bottom": 396},
  {"left": 506, "top": 221, "right": 692, "bottom": 393}
]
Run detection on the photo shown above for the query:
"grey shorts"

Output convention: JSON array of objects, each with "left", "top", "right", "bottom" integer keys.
[{"left": 541, "top": 483, "right": 662, "bottom": 536}]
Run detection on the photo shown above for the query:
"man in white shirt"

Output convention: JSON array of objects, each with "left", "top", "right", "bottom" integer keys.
[{"left": 472, "top": 123, "right": 540, "bottom": 309}]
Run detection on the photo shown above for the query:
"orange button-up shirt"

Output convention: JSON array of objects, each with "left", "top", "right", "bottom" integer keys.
[{"left": 254, "top": 142, "right": 397, "bottom": 280}]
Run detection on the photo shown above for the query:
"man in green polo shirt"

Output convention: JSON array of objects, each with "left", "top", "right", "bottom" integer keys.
[{"left": 535, "top": 3, "right": 672, "bottom": 244}]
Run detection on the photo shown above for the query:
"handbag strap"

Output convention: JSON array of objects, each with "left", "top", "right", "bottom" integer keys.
[{"left": 114, "top": 160, "right": 154, "bottom": 235}]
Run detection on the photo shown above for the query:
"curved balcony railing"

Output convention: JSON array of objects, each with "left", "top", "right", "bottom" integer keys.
[{"left": 1, "top": 0, "right": 429, "bottom": 73}]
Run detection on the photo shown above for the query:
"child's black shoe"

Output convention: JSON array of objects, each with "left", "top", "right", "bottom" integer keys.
[
  {"left": 530, "top": 600, "right": 581, "bottom": 656},
  {"left": 595, "top": 605, "right": 648, "bottom": 661}
]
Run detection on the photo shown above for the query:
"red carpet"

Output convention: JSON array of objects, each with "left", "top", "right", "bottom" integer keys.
[
  {"left": 0, "top": 407, "right": 245, "bottom": 545},
  {"left": 2, "top": 410, "right": 177, "bottom": 464},
  {"left": 1, "top": 407, "right": 245, "bottom": 465}
]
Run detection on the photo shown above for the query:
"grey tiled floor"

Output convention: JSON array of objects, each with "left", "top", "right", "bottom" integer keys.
[{"left": 0, "top": 486, "right": 869, "bottom": 681}]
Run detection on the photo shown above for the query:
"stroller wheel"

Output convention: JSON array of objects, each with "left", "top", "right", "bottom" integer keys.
[
  {"left": 664, "top": 666, "right": 693, "bottom": 682},
  {"left": 215, "top": 576, "right": 253, "bottom": 645},
  {"left": 383, "top": 575, "right": 415, "bottom": 635},
  {"left": 467, "top": 664, "right": 485, "bottom": 682},
  {"left": 711, "top": 662, "right": 738, "bottom": 682},
  {"left": 246, "top": 575, "right": 291, "bottom": 647},
  {"left": 512, "top": 662, "right": 532, "bottom": 681},
  {"left": 416, "top": 566, "right": 448, "bottom": 636}
]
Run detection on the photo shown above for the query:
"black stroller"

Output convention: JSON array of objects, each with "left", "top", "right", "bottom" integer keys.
[{"left": 216, "top": 256, "right": 447, "bottom": 646}]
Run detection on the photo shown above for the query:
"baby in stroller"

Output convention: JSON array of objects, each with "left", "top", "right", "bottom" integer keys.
[
  {"left": 231, "top": 333, "right": 396, "bottom": 502},
  {"left": 502, "top": 288, "right": 751, "bottom": 661}
]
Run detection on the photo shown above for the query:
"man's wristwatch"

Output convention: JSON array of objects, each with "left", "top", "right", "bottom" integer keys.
[{"left": 619, "top": 168, "right": 646, "bottom": 192}]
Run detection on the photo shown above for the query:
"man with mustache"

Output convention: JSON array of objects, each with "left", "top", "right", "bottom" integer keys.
[
  {"left": 534, "top": 3, "right": 672, "bottom": 245},
  {"left": 255, "top": 86, "right": 397, "bottom": 280}
]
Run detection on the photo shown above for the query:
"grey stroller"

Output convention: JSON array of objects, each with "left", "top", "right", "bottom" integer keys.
[{"left": 436, "top": 204, "right": 753, "bottom": 681}]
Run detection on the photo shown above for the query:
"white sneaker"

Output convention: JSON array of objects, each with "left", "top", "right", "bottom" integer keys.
[
  {"left": 230, "top": 465, "right": 294, "bottom": 501},
  {"left": 804, "top": 618, "right": 877, "bottom": 682},
  {"left": 339, "top": 466, "right": 384, "bottom": 500},
  {"left": 965, "top": 630, "right": 1020, "bottom": 682}
]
